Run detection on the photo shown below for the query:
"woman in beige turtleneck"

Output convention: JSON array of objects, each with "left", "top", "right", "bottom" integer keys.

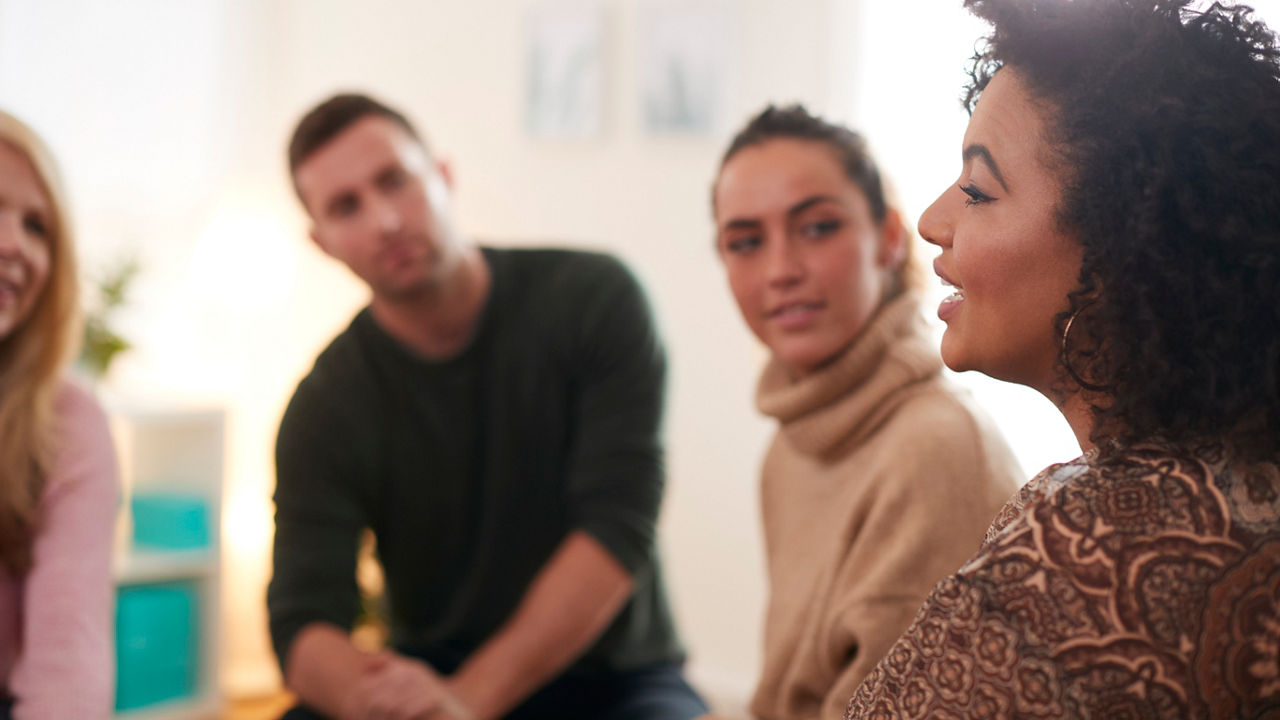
[{"left": 705, "top": 104, "right": 1023, "bottom": 720}]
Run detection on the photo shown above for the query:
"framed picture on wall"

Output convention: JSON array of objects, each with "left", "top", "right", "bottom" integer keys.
[
  {"left": 638, "top": 0, "right": 730, "bottom": 136},
  {"left": 525, "top": 2, "right": 606, "bottom": 139}
]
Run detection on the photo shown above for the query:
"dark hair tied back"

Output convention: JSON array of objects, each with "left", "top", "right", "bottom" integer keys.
[{"left": 718, "top": 104, "right": 889, "bottom": 225}]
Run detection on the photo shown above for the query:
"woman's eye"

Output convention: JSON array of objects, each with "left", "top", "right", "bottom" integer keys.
[
  {"left": 960, "top": 183, "right": 994, "bottom": 207},
  {"left": 725, "top": 236, "right": 761, "bottom": 254},
  {"left": 22, "top": 214, "right": 48, "bottom": 239},
  {"left": 800, "top": 219, "right": 841, "bottom": 238}
]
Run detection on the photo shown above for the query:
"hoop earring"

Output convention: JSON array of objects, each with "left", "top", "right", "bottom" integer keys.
[{"left": 1061, "top": 306, "right": 1107, "bottom": 392}]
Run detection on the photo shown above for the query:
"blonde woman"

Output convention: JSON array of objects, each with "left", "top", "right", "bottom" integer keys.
[{"left": 0, "top": 110, "right": 118, "bottom": 720}]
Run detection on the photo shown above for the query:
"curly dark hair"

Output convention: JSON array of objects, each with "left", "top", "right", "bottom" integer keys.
[{"left": 962, "top": 0, "right": 1280, "bottom": 460}]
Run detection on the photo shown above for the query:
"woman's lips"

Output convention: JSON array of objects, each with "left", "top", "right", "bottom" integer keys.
[
  {"left": 0, "top": 278, "right": 20, "bottom": 306},
  {"left": 932, "top": 259, "right": 965, "bottom": 322},
  {"left": 937, "top": 289, "right": 965, "bottom": 322},
  {"left": 769, "top": 300, "right": 824, "bottom": 330}
]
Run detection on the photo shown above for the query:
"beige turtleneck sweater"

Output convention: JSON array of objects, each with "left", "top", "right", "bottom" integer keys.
[{"left": 746, "top": 293, "right": 1023, "bottom": 720}]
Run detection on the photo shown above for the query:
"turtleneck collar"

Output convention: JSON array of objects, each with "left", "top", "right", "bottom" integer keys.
[{"left": 755, "top": 292, "right": 943, "bottom": 457}]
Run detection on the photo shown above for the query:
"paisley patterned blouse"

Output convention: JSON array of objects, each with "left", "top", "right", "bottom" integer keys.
[{"left": 844, "top": 443, "right": 1280, "bottom": 719}]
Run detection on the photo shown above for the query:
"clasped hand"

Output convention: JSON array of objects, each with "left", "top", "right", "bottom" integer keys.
[{"left": 342, "top": 651, "right": 475, "bottom": 720}]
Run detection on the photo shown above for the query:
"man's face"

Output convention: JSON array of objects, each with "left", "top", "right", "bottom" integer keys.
[{"left": 295, "top": 115, "right": 464, "bottom": 300}]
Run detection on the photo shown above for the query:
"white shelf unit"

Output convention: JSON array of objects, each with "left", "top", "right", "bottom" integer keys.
[{"left": 111, "top": 408, "right": 224, "bottom": 720}]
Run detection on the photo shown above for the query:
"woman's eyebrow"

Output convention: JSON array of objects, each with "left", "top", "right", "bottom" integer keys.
[
  {"left": 787, "top": 195, "right": 840, "bottom": 218},
  {"left": 963, "top": 143, "right": 1010, "bottom": 192}
]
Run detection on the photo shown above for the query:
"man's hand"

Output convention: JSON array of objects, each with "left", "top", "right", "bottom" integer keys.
[
  {"left": 285, "top": 624, "right": 477, "bottom": 720},
  {"left": 445, "top": 531, "right": 634, "bottom": 720},
  {"left": 342, "top": 651, "right": 474, "bottom": 720}
]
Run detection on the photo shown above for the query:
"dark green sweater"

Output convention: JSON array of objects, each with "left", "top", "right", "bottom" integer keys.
[{"left": 268, "top": 247, "right": 684, "bottom": 675}]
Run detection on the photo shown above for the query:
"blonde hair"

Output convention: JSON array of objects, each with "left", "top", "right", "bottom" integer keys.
[{"left": 0, "top": 110, "right": 81, "bottom": 575}]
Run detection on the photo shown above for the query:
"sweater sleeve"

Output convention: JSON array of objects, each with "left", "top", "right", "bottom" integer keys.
[
  {"left": 11, "top": 382, "right": 119, "bottom": 720},
  {"left": 267, "top": 374, "right": 367, "bottom": 670},
  {"left": 562, "top": 255, "right": 668, "bottom": 576},
  {"left": 817, "top": 397, "right": 1018, "bottom": 720}
]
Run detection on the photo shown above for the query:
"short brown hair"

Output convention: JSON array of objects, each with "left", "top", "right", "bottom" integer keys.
[{"left": 287, "top": 93, "right": 424, "bottom": 195}]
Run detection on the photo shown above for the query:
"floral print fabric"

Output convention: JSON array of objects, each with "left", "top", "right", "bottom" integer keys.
[{"left": 845, "top": 444, "right": 1280, "bottom": 719}]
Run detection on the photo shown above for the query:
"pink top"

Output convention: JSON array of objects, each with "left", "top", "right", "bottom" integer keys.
[{"left": 0, "top": 381, "right": 119, "bottom": 720}]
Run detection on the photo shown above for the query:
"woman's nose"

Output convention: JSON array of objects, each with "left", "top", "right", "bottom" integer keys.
[
  {"left": 0, "top": 211, "right": 23, "bottom": 256},
  {"left": 766, "top": 236, "right": 805, "bottom": 287},
  {"left": 918, "top": 188, "right": 955, "bottom": 248}
]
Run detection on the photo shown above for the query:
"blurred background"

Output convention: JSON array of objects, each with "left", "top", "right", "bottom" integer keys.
[{"left": 5, "top": 0, "right": 1276, "bottom": 714}]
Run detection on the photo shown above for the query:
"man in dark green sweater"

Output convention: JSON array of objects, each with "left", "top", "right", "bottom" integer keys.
[{"left": 267, "top": 93, "right": 705, "bottom": 720}]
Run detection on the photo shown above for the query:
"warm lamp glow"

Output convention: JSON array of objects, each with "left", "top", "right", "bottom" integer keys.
[
  {"left": 188, "top": 199, "right": 300, "bottom": 313},
  {"left": 224, "top": 482, "right": 273, "bottom": 560}
]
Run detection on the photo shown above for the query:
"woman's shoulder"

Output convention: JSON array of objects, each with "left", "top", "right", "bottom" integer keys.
[
  {"left": 887, "top": 377, "right": 1007, "bottom": 445},
  {"left": 1053, "top": 444, "right": 1247, "bottom": 535},
  {"left": 977, "top": 456, "right": 1086, "bottom": 546},
  {"left": 54, "top": 377, "right": 107, "bottom": 420},
  {"left": 940, "top": 444, "right": 1280, "bottom": 716},
  {"left": 47, "top": 378, "right": 117, "bottom": 493},
  {"left": 53, "top": 378, "right": 112, "bottom": 442},
  {"left": 884, "top": 378, "right": 1024, "bottom": 480},
  {"left": 996, "top": 446, "right": 1233, "bottom": 547},
  {"left": 974, "top": 442, "right": 1280, "bottom": 582}
]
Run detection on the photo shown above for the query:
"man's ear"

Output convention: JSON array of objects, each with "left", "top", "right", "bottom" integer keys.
[
  {"left": 309, "top": 226, "right": 332, "bottom": 257},
  {"left": 877, "top": 207, "right": 909, "bottom": 269},
  {"left": 436, "top": 157, "right": 455, "bottom": 190}
]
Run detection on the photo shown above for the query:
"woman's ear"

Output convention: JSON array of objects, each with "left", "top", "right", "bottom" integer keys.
[{"left": 877, "top": 207, "right": 909, "bottom": 270}]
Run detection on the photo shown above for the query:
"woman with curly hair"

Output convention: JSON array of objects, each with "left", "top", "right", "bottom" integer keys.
[
  {"left": 844, "top": 0, "right": 1280, "bottom": 717},
  {"left": 0, "top": 110, "right": 118, "bottom": 720},
  {"left": 709, "top": 105, "right": 1022, "bottom": 720}
]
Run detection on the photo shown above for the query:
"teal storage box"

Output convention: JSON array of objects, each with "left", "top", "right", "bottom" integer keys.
[
  {"left": 115, "top": 582, "right": 198, "bottom": 711},
  {"left": 130, "top": 492, "right": 210, "bottom": 550}
]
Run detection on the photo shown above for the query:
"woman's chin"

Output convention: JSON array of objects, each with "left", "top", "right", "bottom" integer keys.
[
  {"left": 938, "top": 335, "right": 970, "bottom": 374},
  {"left": 939, "top": 345, "right": 998, "bottom": 381}
]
